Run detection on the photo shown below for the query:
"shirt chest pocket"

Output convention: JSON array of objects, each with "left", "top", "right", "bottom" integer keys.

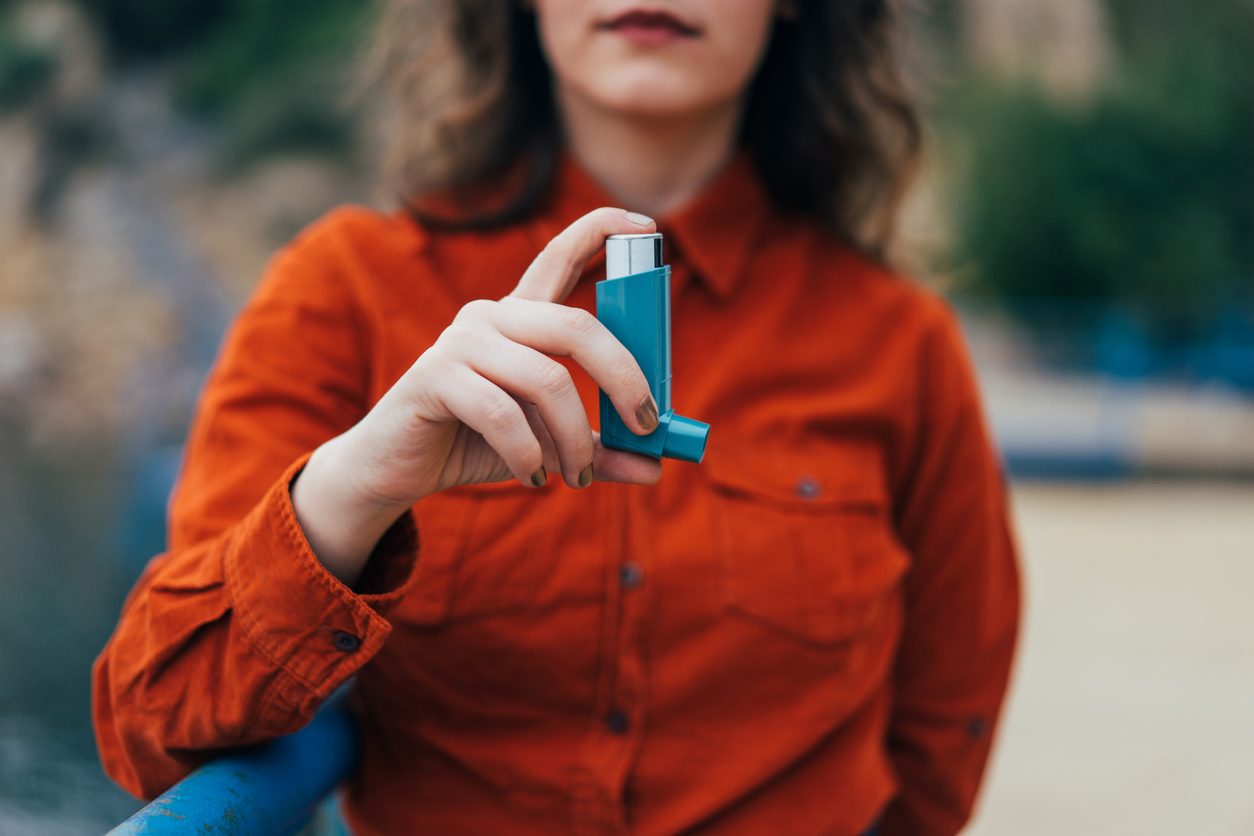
[{"left": 706, "top": 441, "right": 910, "bottom": 647}]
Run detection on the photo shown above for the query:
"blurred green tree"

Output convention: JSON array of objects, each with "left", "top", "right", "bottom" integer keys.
[
  {"left": 77, "top": 0, "right": 375, "bottom": 165},
  {"left": 0, "top": 27, "right": 57, "bottom": 112},
  {"left": 182, "top": 0, "right": 373, "bottom": 164},
  {"left": 176, "top": 0, "right": 370, "bottom": 110},
  {"left": 76, "top": 0, "right": 233, "bottom": 58},
  {"left": 952, "top": 0, "right": 1254, "bottom": 318}
]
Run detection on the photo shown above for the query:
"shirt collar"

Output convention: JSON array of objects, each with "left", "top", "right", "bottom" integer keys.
[{"left": 534, "top": 150, "right": 774, "bottom": 301}]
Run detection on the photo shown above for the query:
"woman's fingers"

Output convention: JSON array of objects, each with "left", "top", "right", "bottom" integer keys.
[
  {"left": 432, "top": 367, "right": 547, "bottom": 487},
  {"left": 510, "top": 207, "right": 655, "bottom": 304},
  {"left": 519, "top": 401, "right": 562, "bottom": 474},
  {"left": 461, "top": 336, "right": 596, "bottom": 488},
  {"left": 481, "top": 298, "right": 659, "bottom": 436},
  {"left": 514, "top": 402, "right": 661, "bottom": 487},
  {"left": 421, "top": 206, "right": 663, "bottom": 492},
  {"left": 589, "top": 433, "right": 664, "bottom": 485},
  {"left": 429, "top": 367, "right": 659, "bottom": 489}
]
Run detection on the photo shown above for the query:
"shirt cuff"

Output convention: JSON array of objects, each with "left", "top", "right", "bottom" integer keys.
[{"left": 223, "top": 454, "right": 419, "bottom": 699}]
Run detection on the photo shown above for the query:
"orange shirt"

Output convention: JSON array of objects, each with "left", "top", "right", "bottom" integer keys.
[{"left": 93, "top": 154, "right": 1020, "bottom": 836}]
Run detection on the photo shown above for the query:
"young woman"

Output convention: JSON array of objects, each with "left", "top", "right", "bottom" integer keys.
[{"left": 94, "top": 2, "right": 1020, "bottom": 835}]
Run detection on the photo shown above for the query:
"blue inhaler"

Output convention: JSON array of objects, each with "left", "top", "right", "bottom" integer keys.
[{"left": 597, "top": 233, "right": 710, "bottom": 463}]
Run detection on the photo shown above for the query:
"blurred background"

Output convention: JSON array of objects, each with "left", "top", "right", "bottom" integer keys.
[{"left": 0, "top": 0, "right": 1249, "bottom": 833}]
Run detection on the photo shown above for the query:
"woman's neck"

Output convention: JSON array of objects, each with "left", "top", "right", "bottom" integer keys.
[{"left": 557, "top": 85, "right": 744, "bottom": 219}]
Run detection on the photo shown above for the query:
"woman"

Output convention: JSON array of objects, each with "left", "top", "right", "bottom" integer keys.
[{"left": 94, "top": 2, "right": 1020, "bottom": 835}]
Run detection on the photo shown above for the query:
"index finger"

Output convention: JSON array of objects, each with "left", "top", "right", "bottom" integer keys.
[{"left": 510, "top": 208, "right": 655, "bottom": 304}]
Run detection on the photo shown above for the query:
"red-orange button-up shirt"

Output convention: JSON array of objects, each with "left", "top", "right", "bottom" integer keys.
[{"left": 93, "top": 154, "right": 1020, "bottom": 836}]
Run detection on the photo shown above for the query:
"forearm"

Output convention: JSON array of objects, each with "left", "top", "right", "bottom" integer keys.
[
  {"left": 290, "top": 429, "right": 416, "bottom": 587},
  {"left": 880, "top": 632, "right": 1017, "bottom": 836},
  {"left": 880, "top": 305, "right": 1022, "bottom": 834},
  {"left": 94, "top": 458, "right": 418, "bottom": 799}
]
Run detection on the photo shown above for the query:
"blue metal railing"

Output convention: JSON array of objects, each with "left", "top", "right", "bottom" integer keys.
[{"left": 108, "top": 696, "right": 358, "bottom": 836}]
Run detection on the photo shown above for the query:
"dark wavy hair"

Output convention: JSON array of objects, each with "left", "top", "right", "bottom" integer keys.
[{"left": 372, "top": 0, "right": 922, "bottom": 260}]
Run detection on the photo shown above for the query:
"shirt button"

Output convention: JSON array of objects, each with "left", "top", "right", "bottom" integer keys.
[
  {"left": 618, "top": 562, "right": 644, "bottom": 590},
  {"left": 795, "top": 475, "right": 822, "bottom": 500},
  {"left": 968, "top": 716, "right": 987, "bottom": 739},
  {"left": 604, "top": 709, "right": 630, "bottom": 735},
  {"left": 332, "top": 631, "right": 361, "bottom": 652}
]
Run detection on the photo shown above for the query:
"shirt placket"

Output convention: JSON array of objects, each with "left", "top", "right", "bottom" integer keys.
[{"left": 571, "top": 483, "right": 652, "bottom": 836}]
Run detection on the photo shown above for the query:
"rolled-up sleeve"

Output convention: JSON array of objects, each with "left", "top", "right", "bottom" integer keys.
[
  {"left": 881, "top": 303, "right": 1022, "bottom": 836},
  {"left": 92, "top": 210, "right": 418, "bottom": 800}
]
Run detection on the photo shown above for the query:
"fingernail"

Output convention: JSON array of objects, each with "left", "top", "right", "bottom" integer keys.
[
  {"left": 579, "top": 463, "right": 594, "bottom": 488},
  {"left": 625, "top": 211, "right": 653, "bottom": 226},
  {"left": 636, "top": 396, "right": 659, "bottom": 432},
  {"left": 531, "top": 466, "right": 547, "bottom": 487}
]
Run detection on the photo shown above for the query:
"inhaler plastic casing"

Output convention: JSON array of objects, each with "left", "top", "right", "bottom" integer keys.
[{"left": 597, "top": 233, "right": 710, "bottom": 463}]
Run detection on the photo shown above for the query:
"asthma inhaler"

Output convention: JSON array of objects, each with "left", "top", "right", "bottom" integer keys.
[{"left": 597, "top": 233, "right": 710, "bottom": 463}]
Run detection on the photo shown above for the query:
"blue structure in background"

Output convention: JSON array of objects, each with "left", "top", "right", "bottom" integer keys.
[
  {"left": 114, "top": 446, "right": 185, "bottom": 576},
  {"left": 109, "top": 694, "right": 358, "bottom": 836},
  {"left": 954, "top": 296, "right": 1254, "bottom": 479}
]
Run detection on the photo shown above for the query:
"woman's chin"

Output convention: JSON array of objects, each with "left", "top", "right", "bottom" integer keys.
[{"left": 577, "top": 77, "right": 740, "bottom": 122}]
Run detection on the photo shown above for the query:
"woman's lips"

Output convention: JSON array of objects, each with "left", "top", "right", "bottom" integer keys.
[{"left": 598, "top": 9, "right": 701, "bottom": 46}]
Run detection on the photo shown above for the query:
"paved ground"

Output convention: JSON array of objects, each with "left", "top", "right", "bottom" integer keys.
[{"left": 966, "top": 481, "right": 1254, "bottom": 836}]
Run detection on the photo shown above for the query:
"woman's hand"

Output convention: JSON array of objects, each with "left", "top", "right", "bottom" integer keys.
[{"left": 290, "top": 208, "right": 664, "bottom": 585}]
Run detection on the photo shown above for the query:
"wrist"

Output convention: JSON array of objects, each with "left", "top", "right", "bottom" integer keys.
[{"left": 291, "top": 435, "right": 412, "bottom": 586}]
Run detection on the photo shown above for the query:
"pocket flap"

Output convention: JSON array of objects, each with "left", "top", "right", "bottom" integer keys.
[
  {"left": 147, "top": 547, "right": 225, "bottom": 593},
  {"left": 703, "top": 436, "right": 889, "bottom": 511}
]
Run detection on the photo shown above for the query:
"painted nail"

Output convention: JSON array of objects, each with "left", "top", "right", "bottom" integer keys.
[
  {"left": 636, "top": 396, "right": 659, "bottom": 432},
  {"left": 531, "top": 466, "right": 547, "bottom": 487},
  {"left": 625, "top": 211, "right": 654, "bottom": 226},
  {"left": 579, "top": 463, "right": 594, "bottom": 488}
]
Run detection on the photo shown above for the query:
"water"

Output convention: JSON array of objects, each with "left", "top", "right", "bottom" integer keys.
[{"left": 0, "top": 427, "right": 145, "bottom": 832}]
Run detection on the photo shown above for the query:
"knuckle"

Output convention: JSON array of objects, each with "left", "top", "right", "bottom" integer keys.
[
  {"left": 419, "top": 352, "right": 451, "bottom": 381},
  {"left": 422, "top": 336, "right": 456, "bottom": 364},
  {"left": 535, "top": 361, "right": 574, "bottom": 400},
  {"left": 432, "top": 328, "right": 468, "bottom": 358},
  {"left": 482, "top": 394, "right": 521, "bottom": 432},
  {"left": 560, "top": 306, "right": 600, "bottom": 340},
  {"left": 436, "top": 321, "right": 464, "bottom": 343},
  {"left": 439, "top": 320, "right": 492, "bottom": 354},
  {"left": 456, "top": 298, "right": 495, "bottom": 323}
]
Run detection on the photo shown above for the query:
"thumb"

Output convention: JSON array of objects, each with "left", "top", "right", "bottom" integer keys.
[{"left": 510, "top": 207, "right": 655, "bottom": 304}]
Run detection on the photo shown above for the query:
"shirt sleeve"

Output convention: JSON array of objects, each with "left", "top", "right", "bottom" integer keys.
[
  {"left": 880, "top": 303, "right": 1022, "bottom": 836},
  {"left": 92, "top": 216, "right": 419, "bottom": 800}
]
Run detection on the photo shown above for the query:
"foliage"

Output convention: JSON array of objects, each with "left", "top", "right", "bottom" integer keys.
[
  {"left": 950, "top": 0, "right": 1254, "bottom": 317},
  {"left": 0, "top": 26, "right": 57, "bottom": 112},
  {"left": 75, "top": 0, "right": 376, "bottom": 166},
  {"left": 176, "top": 0, "right": 371, "bottom": 110},
  {"left": 75, "top": 0, "right": 232, "bottom": 58},
  {"left": 182, "top": 0, "right": 373, "bottom": 165}
]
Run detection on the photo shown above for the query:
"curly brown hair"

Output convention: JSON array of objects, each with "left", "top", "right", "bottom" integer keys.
[{"left": 371, "top": 0, "right": 922, "bottom": 260}]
